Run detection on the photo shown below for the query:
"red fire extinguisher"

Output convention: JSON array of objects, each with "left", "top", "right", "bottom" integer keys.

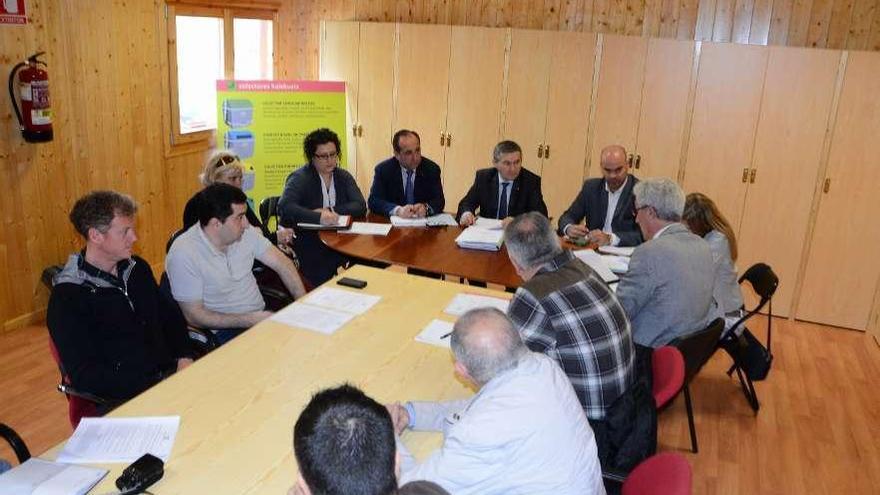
[{"left": 8, "top": 51, "right": 53, "bottom": 143}]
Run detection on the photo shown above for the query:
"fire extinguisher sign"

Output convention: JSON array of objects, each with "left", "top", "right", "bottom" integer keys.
[{"left": 0, "top": 0, "right": 28, "bottom": 25}]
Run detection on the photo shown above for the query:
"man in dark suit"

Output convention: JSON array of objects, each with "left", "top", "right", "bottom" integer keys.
[
  {"left": 557, "top": 144, "right": 643, "bottom": 247},
  {"left": 456, "top": 140, "right": 548, "bottom": 227},
  {"left": 368, "top": 130, "right": 445, "bottom": 218}
]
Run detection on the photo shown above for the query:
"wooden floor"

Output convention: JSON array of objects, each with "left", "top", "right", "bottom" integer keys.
[{"left": 1, "top": 317, "right": 878, "bottom": 493}]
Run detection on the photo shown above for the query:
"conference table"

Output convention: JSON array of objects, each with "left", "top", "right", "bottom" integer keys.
[
  {"left": 44, "top": 265, "right": 511, "bottom": 494},
  {"left": 319, "top": 213, "right": 584, "bottom": 288}
]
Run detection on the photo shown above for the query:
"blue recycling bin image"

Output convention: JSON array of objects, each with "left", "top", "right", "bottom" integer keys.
[
  {"left": 225, "top": 129, "right": 255, "bottom": 159},
  {"left": 223, "top": 99, "right": 254, "bottom": 127}
]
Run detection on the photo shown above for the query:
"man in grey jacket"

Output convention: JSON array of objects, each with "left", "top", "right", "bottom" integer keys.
[
  {"left": 388, "top": 308, "right": 605, "bottom": 495},
  {"left": 615, "top": 178, "right": 720, "bottom": 348}
]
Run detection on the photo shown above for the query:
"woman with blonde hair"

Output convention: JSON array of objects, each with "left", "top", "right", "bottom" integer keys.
[
  {"left": 182, "top": 150, "right": 294, "bottom": 246},
  {"left": 682, "top": 192, "right": 744, "bottom": 334}
]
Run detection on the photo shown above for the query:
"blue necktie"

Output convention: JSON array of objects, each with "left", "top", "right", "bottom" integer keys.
[
  {"left": 405, "top": 170, "right": 415, "bottom": 205},
  {"left": 498, "top": 182, "right": 510, "bottom": 219}
]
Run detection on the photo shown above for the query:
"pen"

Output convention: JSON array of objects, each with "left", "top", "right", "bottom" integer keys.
[{"left": 440, "top": 332, "right": 452, "bottom": 339}]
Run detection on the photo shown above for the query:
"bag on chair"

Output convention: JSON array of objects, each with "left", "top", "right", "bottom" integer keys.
[{"left": 722, "top": 328, "right": 773, "bottom": 381}]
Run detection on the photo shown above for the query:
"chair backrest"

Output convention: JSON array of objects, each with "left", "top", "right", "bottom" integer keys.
[
  {"left": 739, "top": 263, "right": 779, "bottom": 304},
  {"left": 672, "top": 318, "right": 725, "bottom": 384},
  {"left": 0, "top": 423, "right": 31, "bottom": 464},
  {"left": 46, "top": 336, "right": 99, "bottom": 428},
  {"left": 651, "top": 346, "right": 685, "bottom": 409},
  {"left": 622, "top": 452, "right": 692, "bottom": 495},
  {"left": 41, "top": 265, "right": 62, "bottom": 290},
  {"left": 259, "top": 196, "right": 281, "bottom": 233},
  {"left": 165, "top": 228, "right": 186, "bottom": 254},
  {"left": 158, "top": 272, "right": 219, "bottom": 355}
]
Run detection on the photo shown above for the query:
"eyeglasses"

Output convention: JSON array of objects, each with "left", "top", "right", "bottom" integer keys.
[
  {"left": 314, "top": 151, "right": 338, "bottom": 161},
  {"left": 634, "top": 205, "right": 651, "bottom": 215}
]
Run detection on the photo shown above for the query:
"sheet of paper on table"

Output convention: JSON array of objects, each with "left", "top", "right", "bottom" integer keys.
[
  {"left": 414, "top": 319, "right": 454, "bottom": 349},
  {"left": 572, "top": 249, "right": 619, "bottom": 283},
  {"left": 0, "top": 458, "right": 107, "bottom": 495},
  {"left": 270, "top": 302, "right": 357, "bottom": 335},
  {"left": 56, "top": 416, "right": 180, "bottom": 464},
  {"left": 473, "top": 217, "right": 504, "bottom": 230},
  {"left": 297, "top": 215, "right": 351, "bottom": 230},
  {"left": 390, "top": 215, "right": 427, "bottom": 227},
  {"left": 425, "top": 213, "right": 457, "bottom": 226},
  {"left": 597, "top": 245, "right": 635, "bottom": 257},
  {"left": 303, "top": 287, "right": 382, "bottom": 315},
  {"left": 444, "top": 293, "right": 511, "bottom": 316},
  {"left": 340, "top": 222, "right": 393, "bottom": 236}
]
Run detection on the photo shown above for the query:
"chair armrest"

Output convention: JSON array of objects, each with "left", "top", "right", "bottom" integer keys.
[
  {"left": 0, "top": 423, "right": 31, "bottom": 463},
  {"left": 57, "top": 383, "right": 108, "bottom": 405}
]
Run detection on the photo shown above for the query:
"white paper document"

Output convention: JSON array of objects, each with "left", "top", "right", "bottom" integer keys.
[
  {"left": 341, "top": 222, "right": 393, "bottom": 236},
  {"left": 0, "top": 458, "right": 107, "bottom": 495},
  {"left": 390, "top": 215, "right": 427, "bottom": 227},
  {"left": 602, "top": 254, "right": 631, "bottom": 274},
  {"left": 297, "top": 215, "right": 351, "bottom": 229},
  {"left": 56, "top": 416, "right": 180, "bottom": 464},
  {"left": 303, "top": 287, "right": 381, "bottom": 315},
  {"left": 270, "top": 302, "right": 356, "bottom": 335},
  {"left": 473, "top": 217, "right": 504, "bottom": 230},
  {"left": 425, "top": 213, "right": 458, "bottom": 226},
  {"left": 572, "top": 249, "right": 619, "bottom": 283},
  {"left": 414, "top": 319, "right": 454, "bottom": 349},
  {"left": 444, "top": 293, "right": 510, "bottom": 316},
  {"left": 597, "top": 245, "right": 635, "bottom": 257},
  {"left": 455, "top": 226, "right": 504, "bottom": 251}
]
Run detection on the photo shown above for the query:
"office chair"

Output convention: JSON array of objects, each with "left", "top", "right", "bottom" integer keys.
[
  {"left": 258, "top": 195, "right": 281, "bottom": 238},
  {"left": 671, "top": 318, "right": 725, "bottom": 453},
  {"left": 621, "top": 452, "right": 692, "bottom": 495},
  {"left": 47, "top": 336, "right": 106, "bottom": 428},
  {"left": 0, "top": 423, "right": 31, "bottom": 465},
  {"left": 651, "top": 346, "right": 685, "bottom": 409}
]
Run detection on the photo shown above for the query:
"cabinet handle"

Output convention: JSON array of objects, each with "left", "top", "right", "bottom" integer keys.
[
  {"left": 447, "top": 134, "right": 452, "bottom": 147},
  {"left": 352, "top": 124, "right": 358, "bottom": 137},
  {"left": 544, "top": 144, "right": 550, "bottom": 159},
  {"left": 823, "top": 178, "right": 831, "bottom": 193},
  {"left": 628, "top": 153, "right": 634, "bottom": 166},
  {"left": 749, "top": 169, "right": 756, "bottom": 184},
  {"left": 742, "top": 168, "right": 749, "bottom": 183},
  {"left": 358, "top": 124, "right": 364, "bottom": 137},
  {"left": 634, "top": 154, "right": 641, "bottom": 170},
  {"left": 537, "top": 144, "right": 544, "bottom": 158},
  {"left": 440, "top": 132, "right": 446, "bottom": 146}
]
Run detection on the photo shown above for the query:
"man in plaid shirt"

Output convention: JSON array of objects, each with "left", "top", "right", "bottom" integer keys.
[{"left": 504, "top": 212, "right": 635, "bottom": 421}]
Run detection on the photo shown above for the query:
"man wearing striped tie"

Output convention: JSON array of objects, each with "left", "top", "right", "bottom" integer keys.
[
  {"left": 456, "top": 141, "right": 548, "bottom": 227},
  {"left": 368, "top": 130, "right": 445, "bottom": 219}
]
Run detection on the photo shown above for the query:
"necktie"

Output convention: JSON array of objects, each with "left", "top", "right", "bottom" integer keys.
[
  {"left": 498, "top": 182, "right": 510, "bottom": 219},
  {"left": 405, "top": 170, "right": 415, "bottom": 205}
]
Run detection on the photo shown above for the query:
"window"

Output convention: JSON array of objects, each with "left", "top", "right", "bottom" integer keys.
[{"left": 166, "top": 2, "right": 276, "bottom": 147}]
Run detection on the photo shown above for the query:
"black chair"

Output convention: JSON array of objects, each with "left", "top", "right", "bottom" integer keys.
[
  {"left": 0, "top": 423, "right": 31, "bottom": 465},
  {"left": 259, "top": 195, "right": 281, "bottom": 238},
  {"left": 723, "top": 263, "right": 779, "bottom": 412},
  {"left": 158, "top": 272, "right": 220, "bottom": 356},
  {"left": 671, "top": 317, "right": 725, "bottom": 453}
]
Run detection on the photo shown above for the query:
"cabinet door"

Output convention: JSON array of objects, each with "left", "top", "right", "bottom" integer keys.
[
  {"left": 396, "top": 23, "right": 452, "bottom": 167},
  {"left": 443, "top": 26, "right": 507, "bottom": 209},
  {"left": 503, "top": 29, "right": 552, "bottom": 171},
  {"left": 796, "top": 51, "right": 880, "bottom": 330},
  {"left": 320, "top": 21, "right": 360, "bottom": 171},
  {"left": 355, "top": 23, "right": 395, "bottom": 193},
  {"left": 682, "top": 42, "right": 767, "bottom": 230},
  {"left": 738, "top": 47, "right": 841, "bottom": 317},
  {"left": 634, "top": 38, "right": 695, "bottom": 181},
  {"left": 588, "top": 35, "right": 648, "bottom": 176},
  {"left": 542, "top": 32, "right": 597, "bottom": 221}
]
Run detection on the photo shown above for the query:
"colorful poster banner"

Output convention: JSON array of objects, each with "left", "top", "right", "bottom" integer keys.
[
  {"left": 216, "top": 80, "right": 347, "bottom": 214},
  {"left": 0, "top": 0, "right": 28, "bottom": 25}
]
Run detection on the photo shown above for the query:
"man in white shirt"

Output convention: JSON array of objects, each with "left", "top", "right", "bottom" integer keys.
[
  {"left": 166, "top": 184, "right": 305, "bottom": 344},
  {"left": 557, "top": 144, "right": 642, "bottom": 247},
  {"left": 388, "top": 308, "right": 605, "bottom": 495}
]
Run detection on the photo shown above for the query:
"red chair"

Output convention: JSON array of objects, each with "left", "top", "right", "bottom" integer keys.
[
  {"left": 622, "top": 452, "right": 692, "bottom": 495},
  {"left": 47, "top": 337, "right": 102, "bottom": 428},
  {"left": 652, "top": 346, "right": 685, "bottom": 409}
]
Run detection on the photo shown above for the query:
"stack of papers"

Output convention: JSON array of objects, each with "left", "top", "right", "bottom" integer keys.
[
  {"left": 455, "top": 226, "right": 504, "bottom": 251},
  {"left": 598, "top": 245, "right": 635, "bottom": 257},
  {"left": 473, "top": 217, "right": 504, "bottom": 230},
  {"left": 414, "top": 319, "right": 454, "bottom": 349},
  {"left": 390, "top": 215, "right": 427, "bottom": 227},
  {"left": 270, "top": 286, "right": 382, "bottom": 335},
  {"left": 603, "top": 255, "right": 630, "bottom": 274},
  {"left": 57, "top": 416, "right": 180, "bottom": 463},
  {"left": 425, "top": 213, "right": 458, "bottom": 226},
  {"left": 297, "top": 215, "right": 351, "bottom": 230},
  {"left": 0, "top": 458, "right": 107, "bottom": 495},
  {"left": 444, "top": 293, "right": 511, "bottom": 316},
  {"left": 341, "top": 222, "right": 393, "bottom": 236},
  {"left": 572, "top": 249, "right": 619, "bottom": 283}
]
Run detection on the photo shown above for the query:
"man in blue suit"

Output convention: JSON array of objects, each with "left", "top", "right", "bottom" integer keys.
[{"left": 368, "top": 130, "right": 445, "bottom": 218}]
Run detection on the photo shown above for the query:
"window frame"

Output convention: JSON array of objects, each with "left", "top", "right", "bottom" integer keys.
[{"left": 163, "top": 0, "right": 279, "bottom": 155}]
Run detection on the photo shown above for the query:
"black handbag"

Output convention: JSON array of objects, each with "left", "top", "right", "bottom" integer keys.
[{"left": 722, "top": 328, "right": 773, "bottom": 381}]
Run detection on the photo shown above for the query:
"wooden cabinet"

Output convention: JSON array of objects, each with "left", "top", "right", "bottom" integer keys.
[
  {"left": 319, "top": 22, "right": 394, "bottom": 192},
  {"left": 796, "top": 51, "right": 880, "bottom": 330},
  {"left": 682, "top": 42, "right": 768, "bottom": 230},
  {"left": 736, "top": 47, "right": 841, "bottom": 317},
  {"left": 503, "top": 29, "right": 553, "bottom": 170}
]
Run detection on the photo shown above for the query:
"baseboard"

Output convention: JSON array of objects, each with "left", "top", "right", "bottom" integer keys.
[{"left": 2, "top": 308, "right": 47, "bottom": 333}]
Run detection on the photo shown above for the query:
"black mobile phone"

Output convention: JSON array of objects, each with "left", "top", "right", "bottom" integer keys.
[
  {"left": 116, "top": 453, "right": 164, "bottom": 492},
  {"left": 337, "top": 277, "right": 367, "bottom": 289}
]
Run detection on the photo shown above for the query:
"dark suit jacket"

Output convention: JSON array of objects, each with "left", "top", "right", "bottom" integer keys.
[
  {"left": 557, "top": 176, "right": 643, "bottom": 247},
  {"left": 277, "top": 164, "right": 367, "bottom": 285},
  {"left": 367, "top": 157, "right": 445, "bottom": 216},
  {"left": 456, "top": 167, "right": 548, "bottom": 220}
]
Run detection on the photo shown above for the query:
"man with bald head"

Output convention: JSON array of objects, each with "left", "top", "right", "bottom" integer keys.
[
  {"left": 558, "top": 144, "right": 642, "bottom": 247},
  {"left": 388, "top": 308, "right": 604, "bottom": 495}
]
